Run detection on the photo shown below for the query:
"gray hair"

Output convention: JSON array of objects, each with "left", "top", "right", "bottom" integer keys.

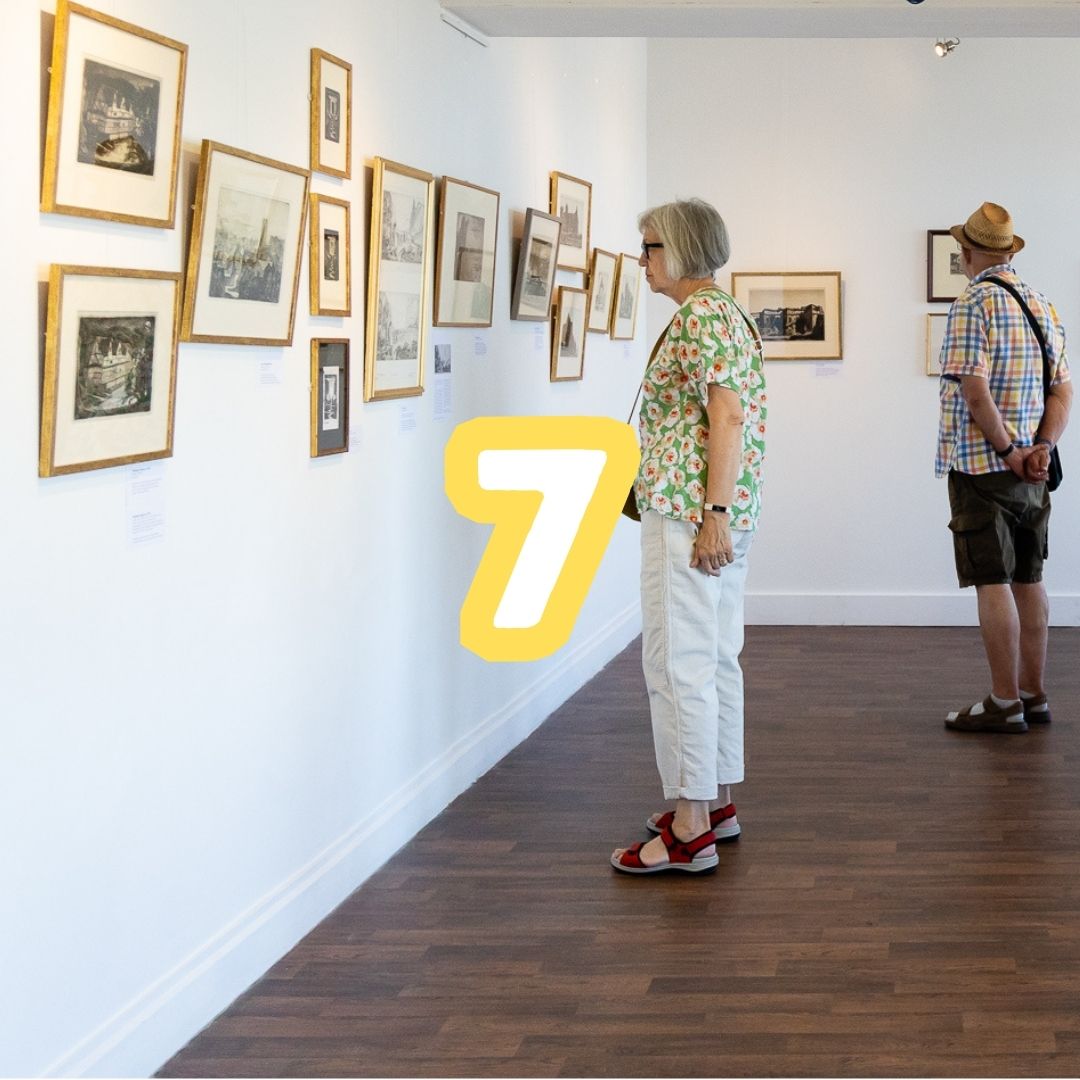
[{"left": 637, "top": 198, "right": 731, "bottom": 281}]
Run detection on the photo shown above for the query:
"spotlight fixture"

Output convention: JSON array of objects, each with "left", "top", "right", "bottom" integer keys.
[{"left": 934, "top": 37, "right": 960, "bottom": 57}]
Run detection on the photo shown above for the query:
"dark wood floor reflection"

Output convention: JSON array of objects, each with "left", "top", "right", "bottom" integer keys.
[{"left": 159, "top": 626, "right": 1080, "bottom": 1078}]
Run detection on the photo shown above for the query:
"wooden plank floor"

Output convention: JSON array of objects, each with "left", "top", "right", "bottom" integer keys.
[{"left": 159, "top": 626, "right": 1080, "bottom": 1078}]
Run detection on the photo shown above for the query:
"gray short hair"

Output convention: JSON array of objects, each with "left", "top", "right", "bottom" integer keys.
[{"left": 637, "top": 198, "right": 731, "bottom": 281}]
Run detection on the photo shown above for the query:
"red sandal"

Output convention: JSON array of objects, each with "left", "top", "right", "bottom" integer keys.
[
  {"left": 610, "top": 823, "right": 719, "bottom": 875},
  {"left": 646, "top": 803, "right": 740, "bottom": 842}
]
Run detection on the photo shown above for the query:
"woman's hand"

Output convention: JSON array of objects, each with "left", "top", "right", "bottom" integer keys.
[{"left": 690, "top": 515, "right": 733, "bottom": 576}]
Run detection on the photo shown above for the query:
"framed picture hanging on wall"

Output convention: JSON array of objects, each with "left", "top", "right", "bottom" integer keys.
[
  {"left": 586, "top": 248, "right": 617, "bottom": 334},
  {"left": 549, "top": 171, "right": 591, "bottom": 272},
  {"left": 927, "top": 229, "right": 967, "bottom": 303},
  {"left": 926, "top": 312, "right": 948, "bottom": 376},
  {"left": 609, "top": 253, "right": 642, "bottom": 341},
  {"left": 364, "top": 157, "right": 434, "bottom": 401},
  {"left": 40, "top": 265, "right": 180, "bottom": 477},
  {"left": 730, "top": 271, "right": 843, "bottom": 361},
  {"left": 311, "top": 338, "right": 350, "bottom": 456},
  {"left": 510, "top": 208, "right": 561, "bottom": 321},
  {"left": 181, "top": 140, "right": 310, "bottom": 346},
  {"left": 310, "top": 194, "right": 351, "bottom": 317},
  {"left": 41, "top": 0, "right": 188, "bottom": 228},
  {"left": 310, "top": 48, "right": 352, "bottom": 178},
  {"left": 434, "top": 177, "right": 500, "bottom": 327},
  {"left": 551, "top": 286, "right": 587, "bottom": 381}
]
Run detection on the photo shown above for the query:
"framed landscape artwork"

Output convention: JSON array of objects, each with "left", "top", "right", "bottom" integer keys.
[
  {"left": 549, "top": 171, "right": 591, "bottom": 272},
  {"left": 510, "top": 208, "right": 561, "bottom": 321},
  {"left": 364, "top": 157, "right": 434, "bottom": 401},
  {"left": 181, "top": 141, "right": 310, "bottom": 346},
  {"left": 551, "top": 286, "right": 587, "bottom": 382},
  {"left": 926, "top": 312, "right": 948, "bottom": 376},
  {"left": 41, "top": 0, "right": 188, "bottom": 228},
  {"left": 927, "top": 230, "right": 967, "bottom": 303},
  {"left": 586, "top": 248, "right": 617, "bottom": 333},
  {"left": 434, "top": 177, "right": 500, "bottom": 327},
  {"left": 40, "top": 265, "right": 180, "bottom": 476},
  {"left": 609, "top": 253, "right": 642, "bottom": 341},
  {"left": 730, "top": 271, "right": 843, "bottom": 361},
  {"left": 310, "top": 194, "right": 351, "bottom": 317},
  {"left": 310, "top": 48, "right": 351, "bottom": 178},
  {"left": 311, "top": 338, "right": 349, "bottom": 456}
]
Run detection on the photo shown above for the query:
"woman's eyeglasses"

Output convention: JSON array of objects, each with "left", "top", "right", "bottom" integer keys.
[{"left": 641, "top": 242, "right": 664, "bottom": 259}]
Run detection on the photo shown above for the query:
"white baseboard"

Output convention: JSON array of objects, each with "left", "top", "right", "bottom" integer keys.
[{"left": 44, "top": 604, "right": 643, "bottom": 1079}]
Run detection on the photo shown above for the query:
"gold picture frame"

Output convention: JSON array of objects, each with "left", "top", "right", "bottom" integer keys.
[
  {"left": 181, "top": 140, "right": 310, "bottom": 346},
  {"left": 41, "top": 0, "right": 188, "bottom": 228},
  {"left": 586, "top": 248, "right": 617, "bottom": 333},
  {"left": 550, "top": 171, "right": 592, "bottom": 273},
  {"left": 364, "top": 157, "right": 434, "bottom": 402},
  {"left": 311, "top": 339, "right": 350, "bottom": 457},
  {"left": 40, "top": 265, "right": 180, "bottom": 477},
  {"left": 551, "top": 286, "right": 587, "bottom": 382},
  {"left": 310, "top": 48, "right": 352, "bottom": 179},
  {"left": 433, "top": 176, "right": 500, "bottom": 328},
  {"left": 926, "top": 312, "right": 948, "bottom": 376},
  {"left": 730, "top": 271, "right": 843, "bottom": 361},
  {"left": 310, "top": 194, "right": 351, "bottom": 317},
  {"left": 609, "top": 253, "right": 642, "bottom": 341}
]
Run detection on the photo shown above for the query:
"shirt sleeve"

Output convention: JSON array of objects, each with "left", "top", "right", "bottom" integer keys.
[
  {"left": 940, "top": 296, "right": 990, "bottom": 379},
  {"left": 1049, "top": 304, "right": 1071, "bottom": 386},
  {"left": 683, "top": 300, "right": 746, "bottom": 405}
]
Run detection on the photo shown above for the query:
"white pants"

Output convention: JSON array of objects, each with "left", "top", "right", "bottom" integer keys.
[{"left": 640, "top": 511, "right": 754, "bottom": 800}]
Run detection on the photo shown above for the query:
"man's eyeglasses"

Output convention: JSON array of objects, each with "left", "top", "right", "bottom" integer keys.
[{"left": 641, "top": 241, "right": 664, "bottom": 260}]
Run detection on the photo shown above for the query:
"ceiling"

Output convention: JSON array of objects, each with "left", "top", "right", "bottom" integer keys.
[{"left": 439, "top": 0, "right": 1080, "bottom": 38}]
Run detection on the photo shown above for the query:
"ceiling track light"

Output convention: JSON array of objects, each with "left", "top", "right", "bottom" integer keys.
[{"left": 934, "top": 37, "right": 960, "bottom": 57}]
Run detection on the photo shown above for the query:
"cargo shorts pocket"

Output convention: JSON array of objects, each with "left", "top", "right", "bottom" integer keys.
[{"left": 948, "top": 511, "right": 1004, "bottom": 581}]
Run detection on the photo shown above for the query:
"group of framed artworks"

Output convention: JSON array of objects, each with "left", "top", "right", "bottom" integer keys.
[{"left": 924, "top": 229, "right": 967, "bottom": 376}]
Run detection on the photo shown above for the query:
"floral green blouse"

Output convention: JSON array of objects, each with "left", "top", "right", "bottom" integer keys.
[{"left": 633, "top": 286, "right": 767, "bottom": 529}]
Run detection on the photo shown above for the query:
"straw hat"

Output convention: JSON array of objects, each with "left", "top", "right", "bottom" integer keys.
[{"left": 950, "top": 201, "right": 1025, "bottom": 256}]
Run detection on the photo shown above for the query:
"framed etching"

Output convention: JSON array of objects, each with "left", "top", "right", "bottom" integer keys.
[
  {"left": 926, "top": 312, "right": 948, "bottom": 376},
  {"left": 364, "top": 157, "right": 434, "bottom": 401},
  {"left": 311, "top": 339, "right": 349, "bottom": 456},
  {"left": 40, "top": 265, "right": 180, "bottom": 477},
  {"left": 927, "top": 229, "right": 967, "bottom": 303},
  {"left": 549, "top": 171, "right": 591, "bottom": 272},
  {"left": 310, "top": 48, "right": 351, "bottom": 179},
  {"left": 609, "top": 253, "right": 642, "bottom": 341},
  {"left": 434, "top": 177, "right": 500, "bottom": 327},
  {"left": 551, "top": 286, "right": 587, "bottom": 382},
  {"left": 510, "top": 208, "right": 561, "bottom": 321},
  {"left": 310, "top": 194, "right": 351, "bottom": 317},
  {"left": 586, "top": 248, "right": 617, "bottom": 333},
  {"left": 730, "top": 271, "right": 843, "bottom": 361},
  {"left": 41, "top": 0, "right": 187, "bottom": 228},
  {"left": 181, "top": 140, "right": 310, "bottom": 346}
]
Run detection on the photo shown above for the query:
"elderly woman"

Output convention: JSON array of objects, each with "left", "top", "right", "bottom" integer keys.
[{"left": 612, "top": 198, "right": 767, "bottom": 875}]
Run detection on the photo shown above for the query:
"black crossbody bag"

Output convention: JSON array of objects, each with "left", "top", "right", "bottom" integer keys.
[{"left": 984, "top": 275, "right": 1064, "bottom": 492}]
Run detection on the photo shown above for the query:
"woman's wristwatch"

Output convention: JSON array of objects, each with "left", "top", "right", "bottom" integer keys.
[{"left": 703, "top": 503, "right": 729, "bottom": 514}]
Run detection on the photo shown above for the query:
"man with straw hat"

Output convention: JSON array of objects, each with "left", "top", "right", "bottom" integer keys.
[{"left": 936, "top": 201, "right": 1072, "bottom": 733}]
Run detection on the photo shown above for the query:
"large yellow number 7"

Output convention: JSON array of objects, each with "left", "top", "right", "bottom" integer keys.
[{"left": 445, "top": 416, "right": 639, "bottom": 662}]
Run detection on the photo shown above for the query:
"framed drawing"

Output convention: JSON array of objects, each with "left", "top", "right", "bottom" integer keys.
[
  {"left": 40, "top": 265, "right": 180, "bottom": 477},
  {"left": 510, "top": 208, "right": 561, "bottom": 321},
  {"left": 550, "top": 171, "right": 591, "bottom": 272},
  {"left": 181, "top": 140, "right": 310, "bottom": 346},
  {"left": 730, "top": 271, "right": 843, "bottom": 361},
  {"left": 926, "top": 312, "right": 948, "bottom": 376},
  {"left": 310, "top": 48, "right": 351, "bottom": 178},
  {"left": 434, "top": 177, "right": 500, "bottom": 327},
  {"left": 551, "top": 287, "right": 588, "bottom": 382},
  {"left": 364, "top": 157, "right": 434, "bottom": 401},
  {"left": 927, "top": 230, "right": 967, "bottom": 303},
  {"left": 609, "top": 253, "right": 642, "bottom": 341},
  {"left": 311, "top": 339, "right": 349, "bottom": 456},
  {"left": 586, "top": 248, "right": 617, "bottom": 333},
  {"left": 310, "top": 194, "right": 351, "bottom": 317},
  {"left": 41, "top": 0, "right": 187, "bottom": 228}
]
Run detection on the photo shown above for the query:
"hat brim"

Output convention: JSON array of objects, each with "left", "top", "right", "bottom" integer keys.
[{"left": 949, "top": 224, "right": 1025, "bottom": 256}]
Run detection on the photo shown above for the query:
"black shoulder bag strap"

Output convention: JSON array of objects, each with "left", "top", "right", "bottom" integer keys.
[{"left": 983, "top": 275, "right": 1063, "bottom": 491}]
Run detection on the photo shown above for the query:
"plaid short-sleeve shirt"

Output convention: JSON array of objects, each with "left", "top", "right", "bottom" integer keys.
[{"left": 935, "top": 264, "right": 1070, "bottom": 477}]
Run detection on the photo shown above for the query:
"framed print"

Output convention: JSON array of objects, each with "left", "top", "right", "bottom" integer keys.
[
  {"left": 551, "top": 287, "right": 588, "bottom": 382},
  {"left": 510, "top": 208, "right": 561, "bottom": 321},
  {"left": 40, "top": 265, "right": 180, "bottom": 477},
  {"left": 549, "top": 171, "right": 591, "bottom": 272},
  {"left": 41, "top": 1, "right": 187, "bottom": 228},
  {"left": 609, "top": 253, "right": 642, "bottom": 340},
  {"left": 310, "top": 49, "right": 351, "bottom": 179},
  {"left": 730, "top": 271, "right": 843, "bottom": 361},
  {"left": 364, "top": 157, "right": 434, "bottom": 401},
  {"left": 926, "top": 312, "right": 948, "bottom": 376},
  {"left": 927, "top": 229, "right": 967, "bottom": 303},
  {"left": 586, "top": 248, "right": 617, "bottom": 333},
  {"left": 311, "top": 339, "right": 349, "bottom": 456},
  {"left": 434, "top": 177, "right": 500, "bottom": 327},
  {"left": 181, "top": 140, "right": 310, "bottom": 346},
  {"left": 310, "top": 194, "right": 351, "bottom": 317}
]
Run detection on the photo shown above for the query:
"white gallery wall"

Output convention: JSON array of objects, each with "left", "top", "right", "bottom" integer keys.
[
  {"left": 1, "top": 1, "right": 647, "bottom": 1074},
  {"left": 646, "top": 36, "right": 1080, "bottom": 625}
]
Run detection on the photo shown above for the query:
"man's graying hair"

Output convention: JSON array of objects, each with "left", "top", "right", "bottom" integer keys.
[{"left": 637, "top": 199, "right": 731, "bottom": 281}]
